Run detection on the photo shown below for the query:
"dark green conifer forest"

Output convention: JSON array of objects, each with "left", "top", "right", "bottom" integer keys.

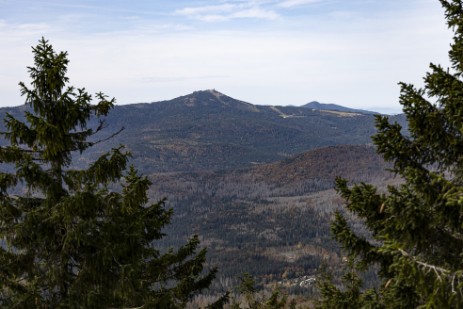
[
  {"left": 0, "top": 38, "right": 216, "bottom": 308},
  {"left": 316, "top": 0, "right": 463, "bottom": 308}
]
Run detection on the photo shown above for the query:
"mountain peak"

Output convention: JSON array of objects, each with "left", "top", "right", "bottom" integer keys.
[
  {"left": 174, "top": 89, "right": 259, "bottom": 112},
  {"left": 205, "top": 88, "right": 223, "bottom": 95},
  {"left": 192, "top": 89, "right": 222, "bottom": 95},
  {"left": 190, "top": 89, "right": 226, "bottom": 101}
]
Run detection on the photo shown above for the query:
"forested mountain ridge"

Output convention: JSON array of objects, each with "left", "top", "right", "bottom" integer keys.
[
  {"left": 60, "top": 89, "right": 404, "bottom": 173},
  {"left": 1, "top": 89, "right": 405, "bottom": 175}
]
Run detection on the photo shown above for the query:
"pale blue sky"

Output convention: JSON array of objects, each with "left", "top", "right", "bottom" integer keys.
[{"left": 0, "top": 0, "right": 453, "bottom": 113}]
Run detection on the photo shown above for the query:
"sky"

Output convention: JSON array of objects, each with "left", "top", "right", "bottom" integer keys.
[{"left": 0, "top": 0, "right": 454, "bottom": 113}]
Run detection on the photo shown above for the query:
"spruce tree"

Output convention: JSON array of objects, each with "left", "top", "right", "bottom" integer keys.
[
  {"left": 0, "top": 38, "right": 216, "bottom": 308},
  {"left": 316, "top": 1, "right": 463, "bottom": 308}
]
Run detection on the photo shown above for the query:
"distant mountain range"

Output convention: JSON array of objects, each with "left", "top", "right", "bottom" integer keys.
[
  {"left": 59, "top": 89, "right": 404, "bottom": 173},
  {"left": 0, "top": 89, "right": 406, "bottom": 174}
]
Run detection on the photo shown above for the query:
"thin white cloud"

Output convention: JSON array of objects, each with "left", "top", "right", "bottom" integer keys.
[
  {"left": 175, "top": 3, "right": 279, "bottom": 22},
  {"left": 231, "top": 7, "right": 279, "bottom": 20},
  {"left": 1, "top": 22, "right": 53, "bottom": 38},
  {"left": 277, "top": 0, "right": 323, "bottom": 8},
  {"left": 175, "top": 4, "right": 235, "bottom": 17}
]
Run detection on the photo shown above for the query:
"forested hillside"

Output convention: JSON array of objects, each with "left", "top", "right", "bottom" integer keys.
[{"left": 147, "top": 144, "right": 396, "bottom": 288}]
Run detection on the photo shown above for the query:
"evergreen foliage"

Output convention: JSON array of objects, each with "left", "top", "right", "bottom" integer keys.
[
  {"left": 316, "top": 1, "right": 463, "bottom": 308},
  {"left": 0, "top": 38, "right": 216, "bottom": 308}
]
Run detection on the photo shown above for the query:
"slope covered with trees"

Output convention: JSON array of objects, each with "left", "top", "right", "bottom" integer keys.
[{"left": 146, "top": 145, "right": 395, "bottom": 288}]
